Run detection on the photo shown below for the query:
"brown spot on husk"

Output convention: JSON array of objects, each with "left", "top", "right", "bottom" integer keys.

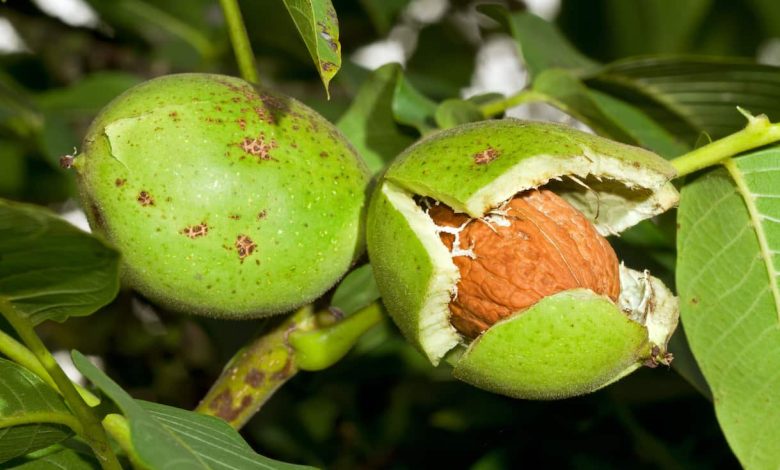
[
  {"left": 254, "top": 107, "right": 274, "bottom": 124},
  {"left": 115, "top": 178, "right": 126, "bottom": 187},
  {"left": 181, "top": 222, "right": 209, "bottom": 238},
  {"left": 260, "top": 93, "right": 284, "bottom": 110},
  {"left": 240, "top": 135, "right": 278, "bottom": 161},
  {"left": 235, "top": 235, "right": 256, "bottom": 262},
  {"left": 473, "top": 147, "right": 500, "bottom": 165},
  {"left": 137, "top": 191, "right": 154, "bottom": 206},
  {"left": 89, "top": 203, "right": 106, "bottom": 231}
]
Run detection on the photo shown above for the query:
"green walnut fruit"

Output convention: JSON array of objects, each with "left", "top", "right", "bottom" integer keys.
[
  {"left": 72, "top": 74, "right": 369, "bottom": 318},
  {"left": 367, "top": 119, "right": 680, "bottom": 399}
]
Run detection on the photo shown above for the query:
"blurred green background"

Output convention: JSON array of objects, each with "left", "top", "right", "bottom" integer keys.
[{"left": 3, "top": 0, "right": 776, "bottom": 467}]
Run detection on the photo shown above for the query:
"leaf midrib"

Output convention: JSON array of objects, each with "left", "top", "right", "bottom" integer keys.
[{"left": 724, "top": 158, "right": 780, "bottom": 322}]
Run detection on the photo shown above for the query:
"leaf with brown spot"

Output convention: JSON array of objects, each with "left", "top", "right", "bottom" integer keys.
[{"left": 282, "top": 0, "right": 341, "bottom": 98}]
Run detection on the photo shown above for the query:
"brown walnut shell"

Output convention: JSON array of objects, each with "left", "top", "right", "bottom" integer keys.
[{"left": 428, "top": 188, "right": 621, "bottom": 338}]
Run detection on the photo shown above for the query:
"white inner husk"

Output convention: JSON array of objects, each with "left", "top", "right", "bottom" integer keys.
[
  {"left": 466, "top": 151, "right": 678, "bottom": 236},
  {"left": 382, "top": 183, "right": 461, "bottom": 363},
  {"left": 618, "top": 265, "right": 679, "bottom": 351},
  {"left": 385, "top": 152, "right": 679, "bottom": 365}
]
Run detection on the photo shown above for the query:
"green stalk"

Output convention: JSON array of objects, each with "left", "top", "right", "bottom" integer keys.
[
  {"left": 0, "top": 412, "right": 83, "bottom": 436},
  {"left": 0, "top": 326, "right": 101, "bottom": 406},
  {"left": 102, "top": 413, "right": 148, "bottom": 470},
  {"left": 0, "top": 327, "right": 57, "bottom": 390},
  {"left": 671, "top": 112, "right": 780, "bottom": 177},
  {"left": 478, "top": 89, "right": 546, "bottom": 118},
  {"left": 197, "top": 302, "right": 382, "bottom": 429},
  {"left": 289, "top": 302, "right": 383, "bottom": 371},
  {"left": 0, "top": 301, "right": 121, "bottom": 470},
  {"left": 196, "top": 306, "right": 312, "bottom": 429},
  {"left": 219, "top": 0, "right": 260, "bottom": 84}
]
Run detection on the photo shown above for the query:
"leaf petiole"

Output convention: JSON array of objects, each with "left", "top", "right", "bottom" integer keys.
[{"left": 671, "top": 111, "right": 780, "bottom": 177}]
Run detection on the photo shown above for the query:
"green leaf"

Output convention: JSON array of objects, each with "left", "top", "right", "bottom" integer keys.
[
  {"left": 32, "top": 73, "right": 141, "bottom": 168},
  {"left": 667, "top": 326, "right": 712, "bottom": 400},
  {"left": 392, "top": 75, "right": 437, "bottom": 135},
  {"left": 530, "top": 69, "right": 689, "bottom": 157},
  {"left": 0, "top": 141, "right": 26, "bottom": 197},
  {"left": 337, "top": 63, "right": 415, "bottom": 175},
  {"left": 587, "top": 90, "right": 690, "bottom": 158},
  {"left": 478, "top": 5, "right": 599, "bottom": 80},
  {"left": 587, "top": 57, "right": 780, "bottom": 143},
  {"left": 434, "top": 99, "right": 483, "bottom": 129},
  {"left": 464, "top": 93, "right": 505, "bottom": 107},
  {"left": 358, "top": 0, "right": 410, "bottom": 35},
  {"left": 34, "top": 72, "right": 142, "bottom": 116},
  {"left": 282, "top": 0, "right": 341, "bottom": 97},
  {"left": 404, "top": 21, "right": 477, "bottom": 99},
  {"left": 532, "top": 69, "right": 635, "bottom": 143},
  {"left": 0, "top": 359, "right": 73, "bottom": 463},
  {"left": 84, "top": 0, "right": 219, "bottom": 61},
  {"left": 4, "top": 444, "right": 99, "bottom": 469},
  {"left": 38, "top": 114, "right": 77, "bottom": 169},
  {"left": 0, "top": 72, "right": 42, "bottom": 138},
  {"left": 72, "top": 351, "right": 314, "bottom": 470},
  {"left": 601, "top": 0, "right": 712, "bottom": 56},
  {"left": 745, "top": 0, "right": 780, "bottom": 36},
  {"left": 677, "top": 148, "right": 780, "bottom": 469},
  {"left": 330, "top": 264, "right": 380, "bottom": 316},
  {"left": 0, "top": 200, "right": 120, "bottom": 325}
]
